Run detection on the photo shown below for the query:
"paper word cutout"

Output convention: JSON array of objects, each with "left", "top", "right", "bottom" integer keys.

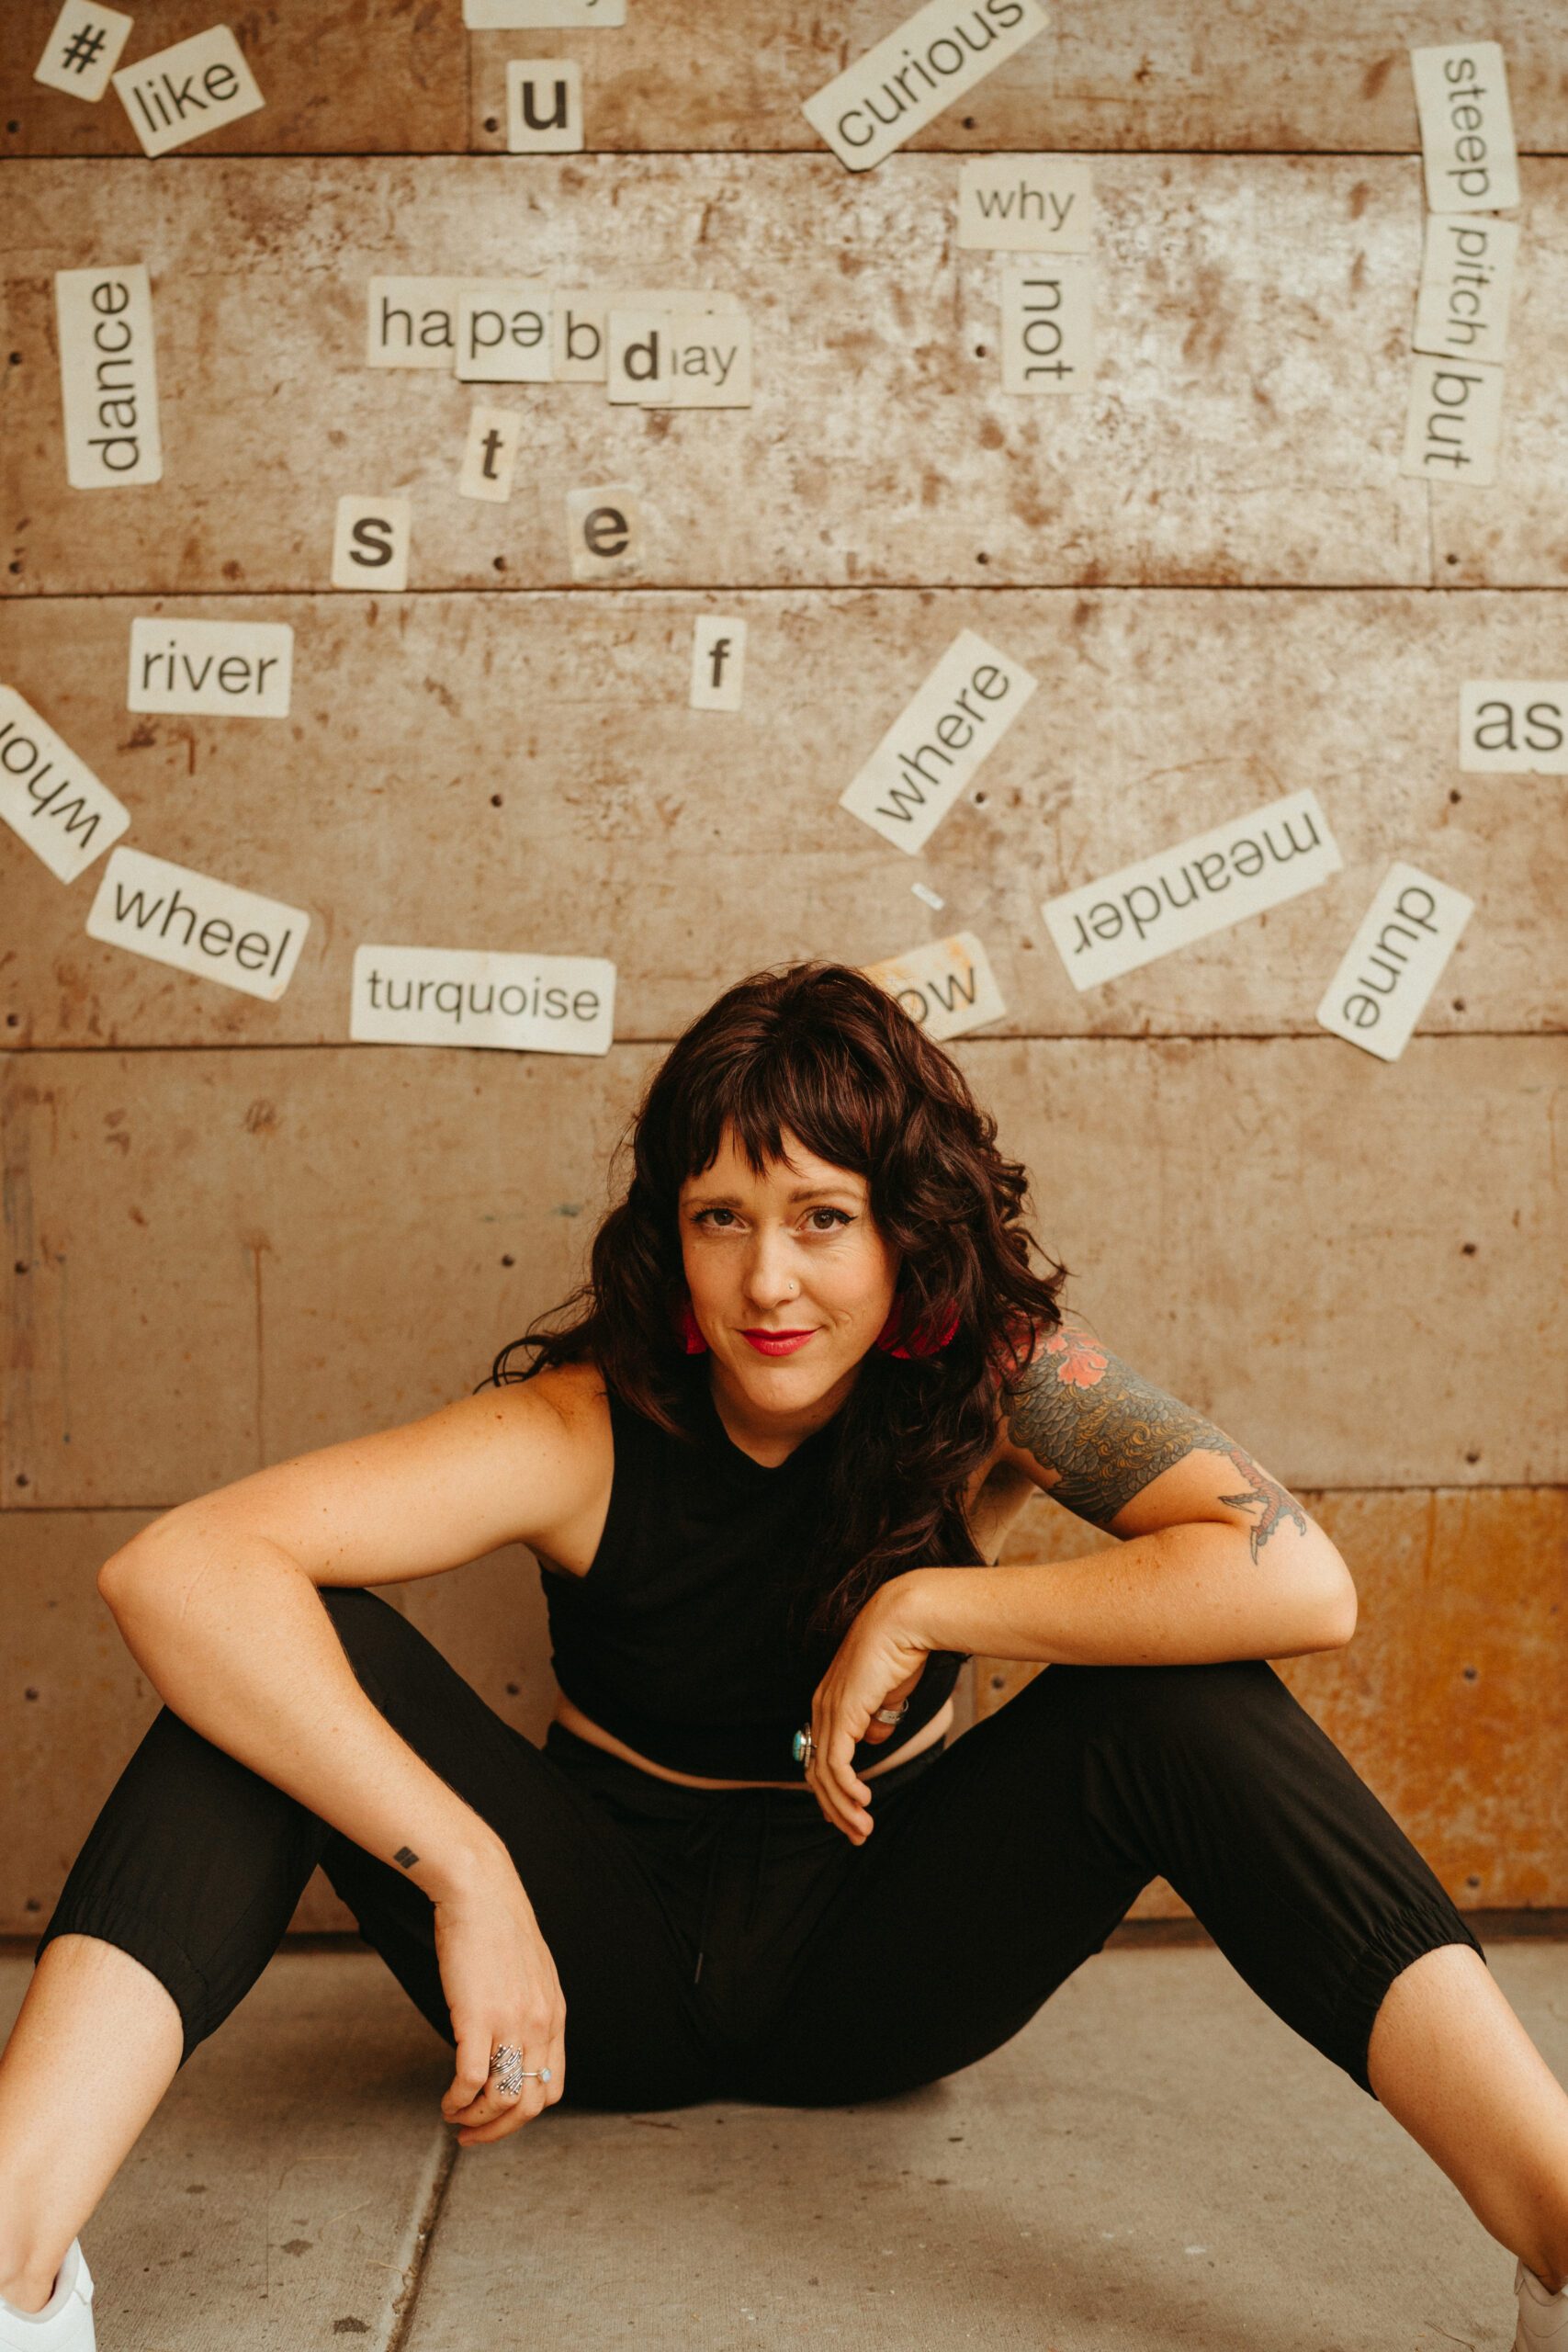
[
  {"left": 566, "top": 483, "right": 640, "bottom": 581},
  {"left": 332, "top": 495, "right": 412, "bottom": 592},
  {"left": 958, "top": 158, "right": 1093, "bottom": 251},
  {"left": 128, "top": 618, "right": 293, "bottom": 718},
  {"left": 1400, "top": 354, "right": 1503, "bottom": 485},
  {"left": 367, "top": 277, "right": 470, "bottom": 369},
  {"left": 1413, "top": 215, "right": 1517, "bottom": 368},
  {"left": 607, "top": 307, "right": 752, "bottom": 408},
  {"left": 55, "top": 262, "right": 162, "bottom": 488},
  {"left": 690, "top": 617, "right": 746, "bottom": 710},
  {"left": 0, "top": 686, "right": 130, "bottom": 884},
  {"left": 1411, "top": 43, "right": 1519, "bottom": 215},
  {"left": 87, "top": 845, "right": 309, "bottom": 1001},
  {"left": 34, "top": 0, "right": 133, "bottom": 101},
  {"left": 803, "top": 0, "right": 1047, "bottom": 173},
  {"left": 351, "top": 945, "right": 615, "bottom": 1056},
  {"left": 1042, "top": 789, "right": 1343, "bottom": 990},
  {"left": 840, "top": 629, "right": 1037, "bottom": 855},
  {"left": 1001, "top": 255, "right": 1094, "bottom": 392},
  {"left": 863, "top": 931, "right": 1006, "bottom": 1042},
  {"left": 113, "top": 24, "right": 264, "bottom": 156},
  {"left": 458, "top": 405, "right": 522, "bottom": 503},
  {"left": 1315, "top": 863, "right": 1473, "bottom": 1062},
  {"left": 456, "top": 284, "right": 553, "bottom": 382},
  {"left": 551, "top": 288, "right": 742, "bottom": 382},
  {"left": 1459, "top": 681, "right": 1568, "bottom": 774},
  {"left": 463, "top": 0, "right": 624, "bottom": 24},
  {"left": 507, "top": 58, "right": 583, "bottom": 151}
]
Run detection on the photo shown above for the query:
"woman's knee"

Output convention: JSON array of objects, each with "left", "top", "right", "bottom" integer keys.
[{"left": 1044, "top": 1656, "right": 1287, "bottom": 1741}]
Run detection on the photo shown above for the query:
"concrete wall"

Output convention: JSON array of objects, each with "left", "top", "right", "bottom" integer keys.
[{"left": 3, "top": 2, "right": 1563, "bottom": 1935}]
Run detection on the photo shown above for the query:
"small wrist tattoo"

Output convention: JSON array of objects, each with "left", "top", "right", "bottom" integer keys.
[{"left": 393, "top": 1846, "right": 419, "bottom": 1871}]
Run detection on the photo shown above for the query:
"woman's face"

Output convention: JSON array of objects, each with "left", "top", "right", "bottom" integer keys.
[{"left": 677, "top": 1123, "right": 897, "bottom": 1418}]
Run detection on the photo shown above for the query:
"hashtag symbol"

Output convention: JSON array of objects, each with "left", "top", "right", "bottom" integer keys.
[{"left": 61, "top": 23, "right": 107, "bottom": 74}]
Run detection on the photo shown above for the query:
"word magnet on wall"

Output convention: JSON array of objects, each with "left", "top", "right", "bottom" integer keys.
[
  {"left": 1402, "top": 43, "right": 1519, "bottom": 490},
  {"left": 1041, "top": 791, "right": 1343, "bottom": 989},
  {"left": 332, "top": 496, "right": 412, "bottom": 591},
  {"left": 86, "top": 846, "right": 310, "bottom": 1001},
  {"left": 507, "top": 59, "right": 583, "bottom": 152},
  {"left": 802, "top": 0, "right": 1047, "bottom": 172},
  {"left": 351, "top": 946, "right": 615, "bottom": 1057},
  {"left": 1459, "top": 680, "right": 1568, "bottom": 774},
  {"left": 1315, "top": 864, "right": 1473, "bottom": 1062},
  {"left": 55, "top": 264, "right": 162, "bottom": 488},
  {"left": 566, "top": 483, "right": 641, "bottom": 581},
  {"left": 458, "top": 407, "right": 523, "bottom": 503},
  {"left": 462, "top": 0, "right": 625, "bottom": 25},
  {"left": 690, "top": 618, "right": 747, "bottom": 712},
  {"left": 0, "top": 686, "right": 130, "bottom": 885},
  {"left": 34, "top": 0, "right": 133, "bottom": 101},
  {"left": 840, "top": 629, "right": 1038, "bottom": 854},
  {"left": 112, "top": 25, "right": 265, "bottom": 156},
  {"left": 863, "top": 932, "right": 1007, "bottom": 1043}
]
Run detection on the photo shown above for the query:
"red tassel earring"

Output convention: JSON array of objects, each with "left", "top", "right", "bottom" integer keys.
[
  {"left": 673, "top": 1298, "right": 709, "bottom": 1355},
  {"left": 874, "top": 1299, "right": 959, "bottom": 1359}
]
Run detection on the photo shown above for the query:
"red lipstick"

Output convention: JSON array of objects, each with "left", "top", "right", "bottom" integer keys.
[{"left": 740, "top": 1329, "right": 817, "bottom": 1357}]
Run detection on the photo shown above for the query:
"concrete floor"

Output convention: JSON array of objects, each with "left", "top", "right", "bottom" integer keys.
[{"left": 4, "top": 1940, "right": 1562, "bottom": 2350}]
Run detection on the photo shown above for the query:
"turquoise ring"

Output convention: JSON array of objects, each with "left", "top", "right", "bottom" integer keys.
[{"left": 792, "top": 1726, "right": 816, "bottom": 1766}]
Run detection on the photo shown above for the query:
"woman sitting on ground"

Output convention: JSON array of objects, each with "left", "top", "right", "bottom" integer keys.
[{"left": 1, "top": 959, "right": 1564, "bottom": 2352}]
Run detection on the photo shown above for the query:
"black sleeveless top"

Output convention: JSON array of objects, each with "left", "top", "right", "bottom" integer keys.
[{"left": 537, "top": 1360, "right": 969, "bottom": 1781}]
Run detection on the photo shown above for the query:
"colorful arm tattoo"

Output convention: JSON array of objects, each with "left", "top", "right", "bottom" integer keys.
[{"left": 1004, "top": 1323, "right": 1308, "bottom": 1560}]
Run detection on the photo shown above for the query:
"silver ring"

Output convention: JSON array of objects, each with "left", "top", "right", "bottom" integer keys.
[
  {"left": 873, "top": 1701, "right": 910, "bottom": 1724},
  {"left": 490, "top": 2043, "right": 552, "bottom": 2094},
  {"left": 792, "top": 1725, "right": 816, "bottom": 1766}
]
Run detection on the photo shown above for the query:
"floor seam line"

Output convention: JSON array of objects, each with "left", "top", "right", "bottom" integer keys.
[{"left": 386, "top": 2128, "right": 459, "bottom": 2352}]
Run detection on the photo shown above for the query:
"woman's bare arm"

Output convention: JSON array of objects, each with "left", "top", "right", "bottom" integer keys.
[{"left": 96, "top": 1373, "right": 605, "bottom": 1904}]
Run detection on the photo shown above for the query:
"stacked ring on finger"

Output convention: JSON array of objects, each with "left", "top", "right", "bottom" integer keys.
[
  {"left": 791, "top": 1726, "right": 817, "bottom": 1766},
  {"left": 489, "top": 2041, "right": 552, "bottom": 2095},
  {"left": 873, "top": 1700, "right": 910, "bottom": 1724}
]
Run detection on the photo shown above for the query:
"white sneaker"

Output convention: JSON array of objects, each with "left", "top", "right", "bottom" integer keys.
[
  {"left": 1516, "top": 2256, "right": 1568, "bottom": 2351},
  {"left": 0, "top": 2241, "right": 95, "bottom": 2348}
]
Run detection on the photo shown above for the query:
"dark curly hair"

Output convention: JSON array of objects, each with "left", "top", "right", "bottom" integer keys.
[{"left": 479, "top": 961, "right": 1068, "bottom": 1652}]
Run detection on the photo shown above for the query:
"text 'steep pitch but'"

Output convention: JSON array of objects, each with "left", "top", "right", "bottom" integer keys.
[
  {"left": 839, "top": 629, "right": 1038, "bottom": 854},
  {"left": 1042, "top": 789, "right": 1344, "bottom": 989}
]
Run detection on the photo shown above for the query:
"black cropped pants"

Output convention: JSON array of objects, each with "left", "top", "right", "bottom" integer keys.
[{"left": 37, "top": 1587, "right": 1486, "bottom": 2112}]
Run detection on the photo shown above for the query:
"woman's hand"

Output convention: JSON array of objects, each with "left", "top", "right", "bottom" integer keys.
[
  {"left": 806, "top": 1575, "right": 932, "bottom": 1845},
  {"left": 431, "top": 1847, "right": 567, "bottom": 2146}
]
